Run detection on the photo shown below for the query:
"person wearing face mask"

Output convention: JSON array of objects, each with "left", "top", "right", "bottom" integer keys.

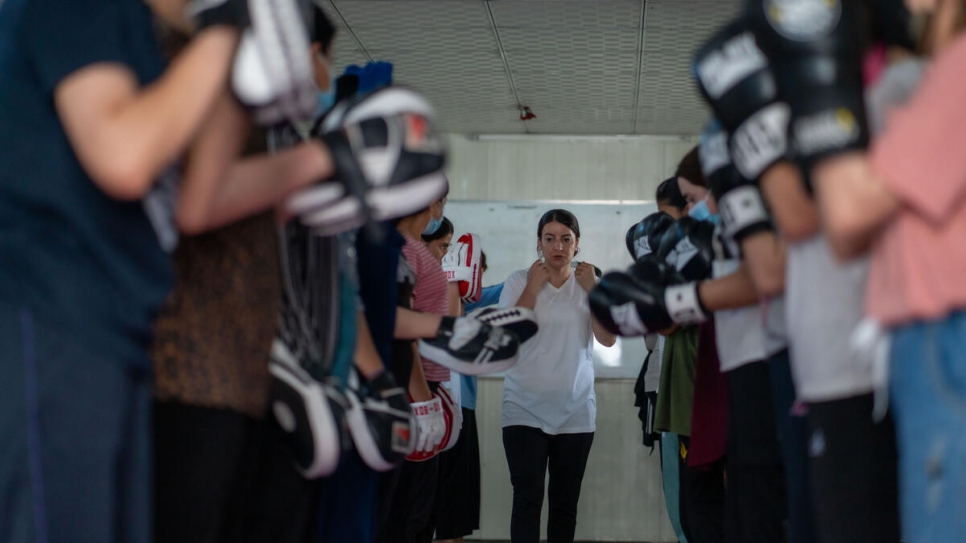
[
  {"left": 498, "top": 209, "right": 616, "bottom": 543},
  {"left": 422, "top": 217, "right": 454, "bottom": 263}
]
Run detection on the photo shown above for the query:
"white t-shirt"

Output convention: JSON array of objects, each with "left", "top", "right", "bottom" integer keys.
[
  {"left": 498, "top": 269, "right": 596, "bottom": 434},
  {"left": 712, "top": 258, "right": 769, "bottom": 372},
  {"left": 785, "top": 235, "right": 873, "bottom": 402}
]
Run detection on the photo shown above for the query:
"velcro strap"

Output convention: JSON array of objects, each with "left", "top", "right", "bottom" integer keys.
[
  {"left": 718, "top": 186, "right": 772, "bottom": 240},
  {"left": 664, "top": 283, "right": 707, "bottom": 325},
  {"left": 793, "top": 106, "right": 865, "bottom": 158},
  {"left": 731, "top": 102, "right": 789, "bottom": 180}
]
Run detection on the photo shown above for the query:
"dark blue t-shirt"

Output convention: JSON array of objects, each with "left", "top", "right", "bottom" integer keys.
[
  {"left": 355, "top": 223, "right": 403, "bottom": 367},
  {"left": 0, "top": 0, "right": 173, "bottom": 360}
]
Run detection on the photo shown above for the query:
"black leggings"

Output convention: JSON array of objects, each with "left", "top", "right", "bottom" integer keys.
[{"left": 502, "top": 426, "right": 594, "bottom": 543}]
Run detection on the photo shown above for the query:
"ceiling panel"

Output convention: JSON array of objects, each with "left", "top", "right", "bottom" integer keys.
[{"left": 321, "top": 0, "right": 740, "bottom": 136}]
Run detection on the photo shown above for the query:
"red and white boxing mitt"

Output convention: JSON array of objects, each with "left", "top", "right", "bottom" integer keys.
[
  {"left": 442, "top": 233, "right": 483, "bottom": 303},
  {"left": 406, "top": 395, "right": 445, "bottom": 462},
  {"left": 435, "top": 385, "right": 462, "bottom": 452}
]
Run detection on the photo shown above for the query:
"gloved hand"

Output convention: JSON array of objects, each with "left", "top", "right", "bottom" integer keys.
[
  {"left": 406, "top": 396, "right": 445, "bottom": 462},
  {"left": 746, "top": 0, "right": 870, "bottom": 171},
  {"left": 693, "top": 17, "right": 789, "bottom": 181},
  {"left": 699, "top": 120, "right": 773, "bottom": 246},
  {"left": 590, "top": 258, "right": 708, "bottom": 337},
  {"left": 626, "top": 212, "right": 675, "bottom": 262},
  {"left": 655, "top": 217, "right": 716, "bottom": 281}
]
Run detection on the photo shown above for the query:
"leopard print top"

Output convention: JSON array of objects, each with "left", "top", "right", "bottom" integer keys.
[{"left": 151, "top": 212, "right": 280, "bottom": 418}]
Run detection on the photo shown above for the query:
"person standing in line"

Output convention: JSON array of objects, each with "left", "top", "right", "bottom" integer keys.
[{"left": 499, "top": 209, "right": 616, "bottom": 543}]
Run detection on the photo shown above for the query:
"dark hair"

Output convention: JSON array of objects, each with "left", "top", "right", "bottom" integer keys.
[
  {"left": 674, "top": 145, "right": 706, "bottom": 187},
  {"left": 311, "top": 6, "right": 336, "bottom": 52},
  {"left": 537, "top": 209, "right": 580, "bottom": 239},
  {"left": 421, "top": 217, "right": 454, "bottom": 243},
  {"left": 655, "top": 176, "right": 687, "bottom": 211},
  {"left": 481, "top": 251, "right": 488, "bottom": 273}
]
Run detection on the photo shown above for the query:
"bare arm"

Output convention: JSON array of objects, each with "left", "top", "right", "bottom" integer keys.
[
  {"left": 394, "top": 308, "right": 444, "bottom": 340},
  {"left": 814, "top": 154, "right": 898, "bottom": 260},
  {"left": 592, "top": 317, "right": 617, "bottom": 347},
  {"left": 176, "top": 92, "right": 333, "bottom": 234},
  {"left": 353, "top": 312, "right": 386, "bottom": 380},
  {"left": 408, "top": 350, "right": 433, "bottom": 402},
  {"left": 739, "top": 232, "right": 786, "bottom": 298},
  {"left": 513, "top": 260, "right": 549, "bottom": 310},
  {"left": 758, "top": 162, "right": 821, "bottom": 242},
  {"left": 697, "top": 264, "right": 760, "bottom": 311},
  {"left": 55, "top": 29, "right": 240, "bottom": 200},
  {"left": 446, "top": 282, "right": 463, "bottom": 316}
]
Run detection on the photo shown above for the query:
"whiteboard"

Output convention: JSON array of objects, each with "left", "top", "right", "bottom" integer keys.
[{"left": 444, "top": 199, "right": 660, "bottom": 379}]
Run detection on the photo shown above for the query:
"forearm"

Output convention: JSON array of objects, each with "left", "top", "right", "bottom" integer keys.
[
  {"left": 592, "top": 318, "right": 617, "bottom": 347},
  {"left": 813, "top": 153, "right": 898, "bottom": 260},
  {"left": 408, "top": 352, "right": 433, "bottom": 402},
  {"left": 513, "top": 287, "right": 539, "bottom": 311},
  {"left": 180, "top": 137, "right": 332, "bottom": 233},
  {"left": 447, "top": 283, "right": 463, "bottom": 316},
  {"left": 394, "top": 308, "right": 443, "bottom": 340},
  {"left": 353, "top": 312, "right": 386, "bottom": 380},
  {"left": 697, "top": 265, "right": 760, "bottom": 311},
  {"left": 759, "top": 162, "right": 820, "bottom": 241},
  {"left": 739, "top": 232, "right": 786, "bottom": 297}
]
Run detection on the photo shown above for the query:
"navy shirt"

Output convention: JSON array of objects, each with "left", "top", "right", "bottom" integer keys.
[{"left": 0, "top": 0, "right": 173, "bottom": 360}]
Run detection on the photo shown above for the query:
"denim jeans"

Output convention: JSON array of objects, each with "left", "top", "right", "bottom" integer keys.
[{"left": 890, "top": 310, "right": 966, "bottom": 543}]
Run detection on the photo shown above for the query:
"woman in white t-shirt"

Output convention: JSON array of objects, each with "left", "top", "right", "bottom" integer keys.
[{"left": 498, "top": 209, "right": 616, "bottom": 543}]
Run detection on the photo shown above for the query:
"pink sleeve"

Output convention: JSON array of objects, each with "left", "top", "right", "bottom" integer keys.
[{"left": 870, "top": 35, "right": 966, "bottom": 223}]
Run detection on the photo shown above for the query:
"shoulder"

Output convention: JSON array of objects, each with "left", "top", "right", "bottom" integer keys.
[{"left": 506, "top": 269, "right": 528, "bottom": 284}]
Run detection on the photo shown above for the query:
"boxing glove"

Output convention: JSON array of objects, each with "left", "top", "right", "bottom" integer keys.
[
  {"left": 693, "top": 17, "right": 789, "bottom": 181},
  {"left": 590, "top": 258, "right": 708, "bottom": 337},
  {"left": 442, "top": 233, "right": 483, "bottom": 303},
  {"left": 746, "top": 0, "right": 870, "bottom": 170},
  {"left": 626, "top": 212, "right": 676, "bottom": 262},
  {"left": 699, "top": 120, "right": 773, "bottom": 245},
  {"left": 655, "top": 217, "right": 715, "bottom": 282}
]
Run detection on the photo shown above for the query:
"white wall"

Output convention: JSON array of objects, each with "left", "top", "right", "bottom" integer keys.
[
  {"left": 445, "top": 134, "right": 695, "bottom": 542},
  {"left": 445, "top": 134, "right": 698, "bottom": 202}
]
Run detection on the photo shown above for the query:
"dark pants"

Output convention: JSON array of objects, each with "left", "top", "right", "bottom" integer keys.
[
  {"left": 154, "top": 401, "right": 319, "bottom": 543},
  {"left": 768, "top": 350, "right": 817, "bottom": 543},
  {"left": 0, "top": 305, "right": 152, "bottom": 543},
  {"left": 808, "top": 394, "right": 900, "bottom": 543},
  {"left": 375, "top": 455, "right": 439, "bottom": 543},
  {"left": 434, "top": 407, "right": 482, "bottom": 540},
  {"left": 502, "top": 426, "right": 594, "bottom": 543},
  {"left": 316, "top": 450, "right": 378, "bottom": 543},
  {"left": 678, "top": 436, "right": 726, "bottom": 543},
  {"left": 724, "top": 361, "right": 788, "bottom": 543}
]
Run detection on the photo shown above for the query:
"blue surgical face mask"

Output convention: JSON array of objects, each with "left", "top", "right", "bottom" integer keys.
[
  {"left": 688, "top": 199, "right": 720, "bottom": 225},
  {"left": 422, "top": 215, "right": 442, "bottom": 236},
  {"left": 315, "top": 55, "right": 338, "bottom": 116}
]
